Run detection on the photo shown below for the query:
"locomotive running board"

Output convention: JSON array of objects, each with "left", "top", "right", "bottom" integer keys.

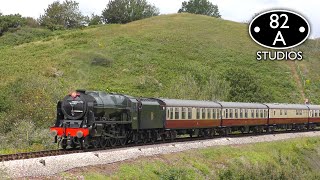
[{"left": 94, "top": 121, "right": 132, "bottom": 124}]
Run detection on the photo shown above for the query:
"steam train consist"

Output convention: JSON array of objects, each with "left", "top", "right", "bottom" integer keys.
[{"left": 50, "top": 90, "right": 320, "bottom": 149}]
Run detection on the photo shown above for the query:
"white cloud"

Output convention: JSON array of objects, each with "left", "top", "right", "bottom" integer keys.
[{"left": 0, "top": 0, "right": 318, "bottom": 37}]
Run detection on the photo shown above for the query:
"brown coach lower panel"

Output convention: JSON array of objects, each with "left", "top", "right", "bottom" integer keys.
[
  {"left": 165, "top": 120, "right": 221, "bottom": 129},
  {"left": 222, "top": 118, "right": 268, "bottom": 127},
  {"left": 309, "top": 118, "right": 320, "bottom": 123},
  {"left": 269, "top": 118, "right": 308, "bottom": 125}
]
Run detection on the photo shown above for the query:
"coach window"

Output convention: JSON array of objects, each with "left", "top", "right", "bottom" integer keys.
[
  {"left": 182, "top": 107, "right": 186, "bottom": 119},
  {"left": 284, "top": 110, "right": 287, "bottom": 115},
  {"left": 245, "top": 109, "right": 248, "bottom": 118},
  {"left": 188, "top": 108, "right": 192, "bottom": 119},
  {"left": 202, "top": 108, "right": 206, "bottom": 119},
  {"left": 207, "top": 109, "right": 211, "bottom": 119},
  {"left": 175, "top": 108, "right": 180, "bottom": 119},
  {"left": 235, "top": 109, "right": 238, "bottom": 118},
  {"left": 225, "top": 109, "right": 228, "bottom": 118},
  {"left": 264, "top": 110, "right": 268, "bottom": 118},
  {"left": 170, "top": 108, "right": 174, "bottom": 119},
  {"left": 167, "top": 109, "right": 170, "bottom": 119},
  {"left": 296, "top": 110, "right": 298, "bottom": 115},
  {"left": 196, "top": 108, "right": 200, "bottom": 119},
  {"left": 230, "top": 109, "right": 233, "bottom": 118},
  {"left": 218, "top": 110, "right": 221, "bottom": 119},
  {"left": 260, "top": 110, "right": 263, "bottom": 118},
  {"left": 212, "top": 109, "right": 216, "bottom": 119},
  {"left": 255, "top": 110, "right": 259, "bottom": 118},
  {"left": 280, "top": 110, "right": 282, "bottom": 116}
]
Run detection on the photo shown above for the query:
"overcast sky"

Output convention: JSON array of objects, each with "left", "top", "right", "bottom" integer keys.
[{"left": 0, "top": 0, "right": 319, "bottom": 38}]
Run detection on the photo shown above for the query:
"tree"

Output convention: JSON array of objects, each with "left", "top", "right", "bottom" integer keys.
[
  {"left": 178, "top": 0, "right": 221, "bottom": 18},
  {"left": 88, "top": 14, "right": 103, "bottom": 26},
  {"left": 102, "top": 0, "right": 160, "bottom": 24},
  {"left": 25, "top": 17, "right": 40, "bottom": 28},
  {"left": 39, "top": 0, "right": 87, "bottom": 30},
  {"left": 0, "top": 14, "right": 26, "bottom": 36},
  {"left": 224, "top": 68, "right": 272, "bottom": 103}
]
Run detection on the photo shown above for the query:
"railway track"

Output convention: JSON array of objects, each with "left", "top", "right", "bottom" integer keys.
[
  {"left": 1, "top": 129, "right": 318, "bottom": 162},
  {"left": 0, "top": 149, "right": 83, "bottom": 162}
]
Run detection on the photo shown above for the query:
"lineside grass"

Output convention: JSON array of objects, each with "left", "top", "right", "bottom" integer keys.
[{"left": 59, "top": 137, "right": 320, "bottom": 180}]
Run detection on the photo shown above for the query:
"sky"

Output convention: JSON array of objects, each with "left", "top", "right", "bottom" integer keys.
[{"left": 0, "top": 0, "right": 319, "bottom": 38}]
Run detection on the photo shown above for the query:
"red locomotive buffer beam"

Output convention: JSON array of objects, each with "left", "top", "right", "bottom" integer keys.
[{"left": 50, "top": 127, "right": 89, "bottom": 138}]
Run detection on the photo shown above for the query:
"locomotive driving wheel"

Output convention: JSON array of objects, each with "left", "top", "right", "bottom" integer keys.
[
  {"left": 108, "top": 138, "right": 117, "bottom": 147},
  {"left": 118, "top": 138, "right": 127, "bottom": 146},
  {"left": 99, "top": 137, "right": 108, "bottom": 148},
  {"left": 91, "top": 138, "right": 100, "bottom": 148}
]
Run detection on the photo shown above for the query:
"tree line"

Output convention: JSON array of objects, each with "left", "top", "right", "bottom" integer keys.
[{"left": 0, "top": 0, "right": 221, "bottom": 35}]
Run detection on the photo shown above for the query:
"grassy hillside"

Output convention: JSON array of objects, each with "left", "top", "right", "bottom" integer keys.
[
  {"left": 295, "top": 39, "right": 320, "bottom": 103},
  {"left": 0, "top": 13, "right": 319, "bottom": 150}
]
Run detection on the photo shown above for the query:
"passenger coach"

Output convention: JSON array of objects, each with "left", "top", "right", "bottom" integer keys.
[
  {"left": 265, "top": 103, "right": 308, "bottom": 131},
  {"left": 219, "top": 102, "right": 268, "bottom": 134},
  {"left": 162, "top": 99, "right": 221, "bottom": 128}
]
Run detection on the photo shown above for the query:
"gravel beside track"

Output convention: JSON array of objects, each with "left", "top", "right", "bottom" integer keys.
[{"left": 1, "top": 131, "right": 320, "bottom": 178}]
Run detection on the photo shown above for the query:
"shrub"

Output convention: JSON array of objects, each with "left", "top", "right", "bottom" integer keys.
[
  {"left": 0, "top": 27, "right": 53, "bottom": 46},
  {"left": 91, "top": 57, "right": 113, "bottom": 67}
]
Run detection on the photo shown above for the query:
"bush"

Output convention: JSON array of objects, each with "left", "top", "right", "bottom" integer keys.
[
  {"left": 0, "top": 14, "right": 26, "bottom": 36},
  {"left": 0, "top": 93, "right": 11, "bottom": 112},
  {"left": 168, "top": 73, "right": 230, "bottom": 101},
  {"left": 0, "top": 27, "right": 53, "bottom": 46},
  {"left": 223, "top": 68, "right": 273, "bottom": 102},
  {"left": 0, "top": 121, "right": 55, "bottom": 151},
  {"left": 102, "top": 0, "right": 159, "bottom": 24},
  {"left": 91, "top": 57, "right": 113, "bottom": 67}
]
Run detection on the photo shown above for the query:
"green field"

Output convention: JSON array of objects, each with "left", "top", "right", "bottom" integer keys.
[
  {"left": 0, "top": 13, "right": 319, "bottom": 151},
  {"left": 50, "top": 137, "right": 320, "bottom": 179}
]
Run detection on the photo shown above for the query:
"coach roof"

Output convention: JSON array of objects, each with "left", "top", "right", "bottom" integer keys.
[
  {"left": 159, "top": 99, "right": 221, "bottom": 108},
  {"left": 218, "top": 102, "right": 268, "bottom": 109},
  {"left": 265, "top": 103, "right": 308, "bottom": 109},
  {"left": 307, "top": 104, "right": 320, "bottom": 110}
]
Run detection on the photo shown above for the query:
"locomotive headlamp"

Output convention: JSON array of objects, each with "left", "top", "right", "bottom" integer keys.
[
  {"left": 76, "top": 131, "right": 83, "bottom": 138},
  {"left": 50, "top": 130, "right": 58, "bottom": 137},
  {"left": 70, "top": 92, "right": 80, "bottom": 99}
]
